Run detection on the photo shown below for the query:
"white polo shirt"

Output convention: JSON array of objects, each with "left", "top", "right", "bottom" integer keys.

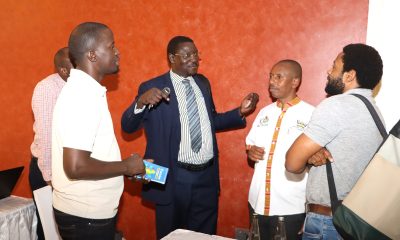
[
  {"left": 246, "top": 100, "right": 314, "bottom": 216},
  {"left": 52, "top": 69, "right": 123, "bottom": 219}
]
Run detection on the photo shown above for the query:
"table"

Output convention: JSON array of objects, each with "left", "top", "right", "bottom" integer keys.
[
  {"left": 161, "top": 229, "right": 234, "bottom": 240},
  {"left": 0, "top": 196, "right": 37, "bottom": 240}
]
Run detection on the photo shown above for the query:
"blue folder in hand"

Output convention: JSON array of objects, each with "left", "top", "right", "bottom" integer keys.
[{"left": 136, "top": 161, "right": 169, "bottom": 184}]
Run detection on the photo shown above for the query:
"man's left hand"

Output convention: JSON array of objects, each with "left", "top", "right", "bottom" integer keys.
[{"left": 239, "top": 92, "right": 259, "bottom": 117}]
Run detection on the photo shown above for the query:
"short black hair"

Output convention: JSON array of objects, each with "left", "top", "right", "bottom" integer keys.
[
  {"left": 277, "top": 59, "right": 302, "bottom": 80},
  {"left": 167, "top": 36, "right": 194, "bottom": 55},
  {"left": 68, "top": 22, "right": 109, "bottom": 67},
  {"left": 342, "top": 43, "right": 383, "bottom": 89},
  {"left": 53, "top": 47, "right": 70, "bottom": 68}
]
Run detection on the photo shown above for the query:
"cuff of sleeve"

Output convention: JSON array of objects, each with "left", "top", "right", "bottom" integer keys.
[
  {"left": 238, "top": 108, "right": 245, "bottom": 120},
  {"left": 134, "top": 103, "right": 146, "bottom": 114}
]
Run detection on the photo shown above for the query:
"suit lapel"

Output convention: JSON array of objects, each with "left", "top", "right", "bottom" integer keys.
[{"left": 160, "top": 72, "right": 181, "bottom": 139}]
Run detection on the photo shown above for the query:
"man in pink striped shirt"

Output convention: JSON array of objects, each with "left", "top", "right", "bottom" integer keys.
[{"left": 29, "top": 47, "right": 72, "bottom": 240}]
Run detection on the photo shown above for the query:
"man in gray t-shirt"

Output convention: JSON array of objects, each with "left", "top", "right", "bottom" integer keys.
[{"left": 285, "top": 43, "right": 384, "bottom": 239}]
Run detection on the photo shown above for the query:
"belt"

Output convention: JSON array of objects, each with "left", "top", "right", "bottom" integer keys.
[
  {"left": 177, "top": 158, "right": 214, "bottom": 171},
  {"left": 307, "top": 204, "right": 332, "bottom": 216}
]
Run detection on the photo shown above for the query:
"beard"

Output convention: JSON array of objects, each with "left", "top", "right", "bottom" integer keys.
[{"left": 325, "top": 75, "right": 345, "bottom": 96}]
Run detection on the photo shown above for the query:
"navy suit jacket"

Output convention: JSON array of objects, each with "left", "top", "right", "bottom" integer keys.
[{"left": 121, "top": 72, "right": 246, "bottom": 204}]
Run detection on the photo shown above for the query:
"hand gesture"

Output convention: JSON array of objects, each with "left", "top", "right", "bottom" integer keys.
[
  {"left": 247, "top": 145, "right": 265, "bottom": 162},
  {"left": 240, "top": 92, "right": 259, "bottom": 117},
  {"left": 307, "top": 148, "right": 332, "bottom": 167},
  {"left": 137, "top": 87, "right": 170, "bottom": 109},
  {"left": 131, "top": 159, "right": 154, "bottom": 184},
  {"left": 123, "top": 153, "right": 145, "bottom": 176}
]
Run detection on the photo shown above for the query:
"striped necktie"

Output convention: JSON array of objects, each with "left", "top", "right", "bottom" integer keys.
[{"left": 182, "top": 79, "right": 202, "bottom": 153}]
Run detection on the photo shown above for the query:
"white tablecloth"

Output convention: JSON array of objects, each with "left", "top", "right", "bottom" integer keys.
[
  {"left": 0, "top": 196, "right": 37, "bottom": 240},
  {"left": 161, "top": 229, "right": 234, "bottom": 240}
]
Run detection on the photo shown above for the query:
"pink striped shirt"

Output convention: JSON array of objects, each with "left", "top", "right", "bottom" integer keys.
[{"left": 30, "top": 73, "right": 65, "bottom": 181}]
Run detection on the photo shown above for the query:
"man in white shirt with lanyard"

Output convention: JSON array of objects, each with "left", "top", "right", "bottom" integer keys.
[{"left": 246, "top": 60, "right": 314, "bottom": 240}]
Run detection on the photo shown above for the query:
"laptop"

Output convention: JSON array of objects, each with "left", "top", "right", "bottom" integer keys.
[{"left": 0, "top": 166, "right": 24, "bottom": 199}]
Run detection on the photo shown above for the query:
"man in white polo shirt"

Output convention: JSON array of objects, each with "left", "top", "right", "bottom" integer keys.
[
  {"left": 52, "top": 22, "right": 146, "bottom": 240},
  {"left": 246, "top": 60, "right": 314, "bottom": 239}
]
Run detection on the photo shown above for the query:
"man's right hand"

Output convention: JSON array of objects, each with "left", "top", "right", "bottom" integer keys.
[
  {"left": 137, "top": 88, "right": 170, "bottom": 109},
  {"left": 123, "top": 153, "right": 146, "bottom": 176},
  {"left": 307, "top": 148, "right": 332, "bottom": 166},
  {"left": 246, "top": 145, "right": 265, "bottom": 162}
]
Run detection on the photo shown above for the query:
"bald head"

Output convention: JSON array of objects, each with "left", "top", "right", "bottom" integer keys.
[
  {"left": 54, "top": 47, "right": 72, "bottom": 81},
  {"left": 269, "top": 59, "right": 303, "bottom": 103},
  {"left": 68, "top": 22, "right": 109, "bottom": 67},
  {"left": 274, "top": 59, "right": 302, "bottom": 81}
]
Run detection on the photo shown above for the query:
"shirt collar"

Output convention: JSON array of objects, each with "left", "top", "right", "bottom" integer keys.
[
  {"left": 68, "top": 69, "right": 107, "bottom": 96},
  {"left": 343, "top": 88, "right": 373, "bottom": 97},
  {"left": 276, "top": 96, "right": 301, "bottom": 111},
  {"left": 170, "top": 70, "right": 195, "bottom": 83},
  {"left": 53, "top": 73, "right": 66, "bottom": 87}
]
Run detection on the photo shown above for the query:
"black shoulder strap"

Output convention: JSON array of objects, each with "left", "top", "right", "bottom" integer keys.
[
  {"left": 326, "top": 93, "right": 387, "bottom": 213},
  {"left": 390, "top": 119, "right": 400, "bottom": 138},
  {"left": 326, "top": 162, "right": 340, "bottom": 213}
]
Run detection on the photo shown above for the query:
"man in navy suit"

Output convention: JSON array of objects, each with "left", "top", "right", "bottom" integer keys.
[{"left": 121, "top": 36, "right": 258, "bottom": 239}]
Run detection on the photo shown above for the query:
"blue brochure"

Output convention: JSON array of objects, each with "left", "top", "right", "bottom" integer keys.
[{"left": 142, "top": 161, "right": 169, "bottom": 184}]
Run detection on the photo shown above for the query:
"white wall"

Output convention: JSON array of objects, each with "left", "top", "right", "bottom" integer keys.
[{"left": 368, "top": 0, "right": 400, "bottom": 130}]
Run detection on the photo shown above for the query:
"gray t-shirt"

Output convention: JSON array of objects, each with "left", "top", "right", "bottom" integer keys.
[{"left": 304, "top": 88, "right": 384, "bottom": 206}]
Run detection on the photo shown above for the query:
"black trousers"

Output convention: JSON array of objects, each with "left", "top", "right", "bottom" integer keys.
[
  {"left": 155, "top": 165, "right": 218, "bottom": 239},
  {"left": 249, "top": 203, "right": 305, "bottom": 240},
  {"left": 53, "top": 208, "right": 117, "bottom": 240},
  {"left": 29, "top": 157, "right": 47, "bottom": 240}
]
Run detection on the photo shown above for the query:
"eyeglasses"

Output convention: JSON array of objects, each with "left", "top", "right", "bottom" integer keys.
[{"left": 174, "top": 52, "right": 201, "bottom": 61}]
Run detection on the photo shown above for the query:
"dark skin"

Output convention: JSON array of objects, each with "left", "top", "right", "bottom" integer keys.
[
  {"left": 54, "top": 47, "right": 73, "bottom": 82},
  {"left": 137, "top": 41, "right": 259, "bottom": 116},
  {"left": 247, "top": 61, "right": 330, "bottom": 235},
  {"left": 64, "top": 28, "right": 147, "bottom": 180},
  {"left": 247, "top": 62, "right": 301, "bottom": 162},
  {"left": 286, "top": 52, "right": 359, "bottom": 173},
  {"left": 249, "top": 62, "right": 334, "bottom": 167}
]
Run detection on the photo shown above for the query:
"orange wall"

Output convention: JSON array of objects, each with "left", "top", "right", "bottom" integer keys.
[{"left": 0, "top": 1, "right": 368, "bottom": 239}]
